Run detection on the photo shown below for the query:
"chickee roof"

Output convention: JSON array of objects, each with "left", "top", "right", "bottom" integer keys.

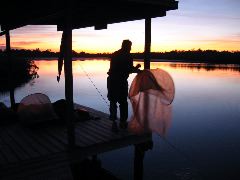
[{"left": 0, "top": 0, "right": 178, "bottom": 32}]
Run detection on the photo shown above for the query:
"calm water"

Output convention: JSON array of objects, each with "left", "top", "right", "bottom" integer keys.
[{"left": 1, "top": 59, "right": 240, "bottom": 180}]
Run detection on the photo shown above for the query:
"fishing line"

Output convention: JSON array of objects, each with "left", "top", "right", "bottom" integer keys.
[{"left": 79, "top": 63, "right": 110, "bottom": 108}]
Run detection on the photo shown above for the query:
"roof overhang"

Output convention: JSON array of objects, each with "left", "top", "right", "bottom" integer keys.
[{"left": 0, "top": 0, "right": 178, "bottom": 32}]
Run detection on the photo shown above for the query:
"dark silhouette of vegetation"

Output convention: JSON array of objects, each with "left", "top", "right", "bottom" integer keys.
[
  {"left": 0, "top": 48, "right": 239, "bottom": 64},
  {"left": 0, "top": 54, "right": 39, "bottom": 93},
  {"left": 0, "top": 49, "right": 109, "bottom": 59},
  {"left": 145, "top": 49, "right": 240, "bottom": 64}
]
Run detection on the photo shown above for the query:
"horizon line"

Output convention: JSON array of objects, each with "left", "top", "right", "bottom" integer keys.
[{"left": 0, "top": 47, "right": 239, "bottom": 53}]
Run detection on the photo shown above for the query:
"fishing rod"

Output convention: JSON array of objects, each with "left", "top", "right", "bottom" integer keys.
[{"left": 79, "top": 63, "right": 110, "bottom": 108}]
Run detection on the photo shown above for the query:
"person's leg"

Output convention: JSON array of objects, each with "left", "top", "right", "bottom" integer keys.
[
  {"left": 119, "top": 100, "right": 128, "bottom": 122},
  {"left": 107, "top": 76, "right": 118, "bottom": 121},
  {"left": 109, "top": 100, "right": 119, "bottom": 132},
  {"left": 118, "top": 80, "right": 129, "bottom": 129},
  {"left": 109, "top": 101, "right": 117, "bottom": 121},
  {"left": 119, "top": 99, "right": 128, "bottom": 129}
]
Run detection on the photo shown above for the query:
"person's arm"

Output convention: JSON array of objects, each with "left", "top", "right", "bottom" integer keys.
[
  {"left": 127, "top": 55, "right": 141, "bottom": 73},
  {"left": 131, "top": 63, "right": 142, "bottom": 73}
]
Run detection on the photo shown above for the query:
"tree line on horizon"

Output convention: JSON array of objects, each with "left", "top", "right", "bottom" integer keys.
[{"left": 0, "top": 48, "right": 239, "bottom": 64}]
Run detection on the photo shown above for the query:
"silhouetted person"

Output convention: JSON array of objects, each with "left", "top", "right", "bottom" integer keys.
[{"left": 107, "top": 39, "right": 141, "bottom": 131}]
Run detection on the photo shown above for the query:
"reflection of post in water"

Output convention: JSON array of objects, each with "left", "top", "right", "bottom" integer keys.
[
  {"left": 70, "top": 155, "right": 120, "bottom": 179},
  {"left": 69, "top": 140, "right": 153, "bottom": 180},
  {"left": 5, "top": 30, "right": 16, "bottom": 109},
  {"left": 134, "top": 141, "right": 153, "bottom": 180}
]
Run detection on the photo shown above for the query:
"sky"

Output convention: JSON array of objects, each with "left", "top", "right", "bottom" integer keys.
[{"left": 0, "top": 0, "right": 240, "bottom": 53}]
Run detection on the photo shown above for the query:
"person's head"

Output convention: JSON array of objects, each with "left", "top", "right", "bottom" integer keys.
[{"left": 121, "top": 39, "right": 132, "bottom": 53}]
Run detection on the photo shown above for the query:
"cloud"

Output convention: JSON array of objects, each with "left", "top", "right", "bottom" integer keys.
[
  {"left": 12, "top": 25, "right": 107, "bottom": 39},
  {"left": 12, "top": 41, "right": 41, "bottom": 46},
  {"left": 232, "top": 33, "right": 240, "bottom": 38},
  {"left": 168, "top": 12, "right": 240, "bottom": 21},
  {"left": 73, "top": 30, "right": 108, "bottom": 39},
  {"left": 197, "top": 39, "right": 240, "bottom": 43},
  {"left": 172, "top": 37, "right": 240, "bottom": 43},
  {"left": 0, "top": 41, "right": 43, "bottom": 49},
  {"left": 12, "top": 25, "right": 57, "bottom": 35}
]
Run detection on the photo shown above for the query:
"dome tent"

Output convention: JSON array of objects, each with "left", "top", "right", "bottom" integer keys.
[
  {"left": 128, "top": 68, "right": 175, "bottom": 136},
  {"left": 17, "top": 93, "right": 91, "bottom": 126},
  {"left": 17, "top": 93, "right": 58, "bottom": 125}
]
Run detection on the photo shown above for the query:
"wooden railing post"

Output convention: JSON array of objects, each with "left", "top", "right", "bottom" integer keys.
[
  {"left": 63, "top": 12, "right": 75, "bottom": 149},
  {"left": 144, "top": 18, "right": 151, "bottom": 70},
  {"left": 6, "top": 30, "right": 16, "bottom": 109}
]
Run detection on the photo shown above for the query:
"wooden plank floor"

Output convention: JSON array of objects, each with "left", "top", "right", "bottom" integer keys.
[{"left": 0, "top": 104, "right": 152, "bottom": 179}]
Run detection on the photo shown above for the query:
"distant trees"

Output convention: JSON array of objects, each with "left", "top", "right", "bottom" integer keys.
[
  {"left": 10, "top": 48, "right": 57, "bottom": 58},
  {"left": 0, "top": 56, "right": 39, "bottom": 93},
  {"left": 0, "top": 48, "right": 110, "bottom": 59},
  {"left": 132, "top": 49, "right": 240, "bottom": 64},
  {"left": 0, "top": 48, "right": 239, "bottom": 64}
]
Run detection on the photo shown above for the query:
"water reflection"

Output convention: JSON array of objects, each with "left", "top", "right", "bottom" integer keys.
[
  {"left": 71, "top": 157, "right": 121, "bottom": 180},
  {"left": 71, "top": 140, "right": 153, "bottom": 180},
  {"left": 169, "top": 63, "right": 240, "bottom": 72},
  {"left": 0, "top": 59, "right": 240, "bottom": 180}
]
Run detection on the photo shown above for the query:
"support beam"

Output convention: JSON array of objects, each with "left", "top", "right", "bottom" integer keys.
[
  {"left": 94, "top": 24, "right": 107, "bottom": 30},
  {"left": 63, "top": 16, "right": 75, "bottom": 149},
  {"left": 5, "top": 30, "right": 16, "bottom": 109},
  {"left": 144, "top": 18, "right": 151, "bottom": 70}
]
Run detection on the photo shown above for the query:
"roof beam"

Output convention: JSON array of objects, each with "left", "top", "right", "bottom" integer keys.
[
  {"left": 57, "top": 6, "right": 166, "bottom": 31},
  {"left": 0, "top": 0, "right": 177, "bottom": 32},
  {"left": 94, "top": 24, "right": 108, "bottom": 30},
  {"left": 0, "top": 10, "right": 64, "bottom": 32}
]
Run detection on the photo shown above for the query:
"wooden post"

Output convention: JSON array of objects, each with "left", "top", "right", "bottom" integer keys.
[
  {"left": 63, "top": 14, "right": 75, "bottom": 149},
  {"left": 144, "top": 18, "right": 151, "bottom": 70},
  {"left": 133, "top": 141, "right": 153, "bottom": 180},
  {"left": 5, "top": 30, "right": 16, "bottom": 109}
]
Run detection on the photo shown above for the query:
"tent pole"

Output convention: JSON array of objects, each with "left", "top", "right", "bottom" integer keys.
[
  {"left": 64, "top": 15, "right": 75, "bottom": 149},
  {"left": 144, "top": 18, "right": 151, "bottom": 70},
  {"left": 6, "top": 30, "right": 16, "bottom": 109}
]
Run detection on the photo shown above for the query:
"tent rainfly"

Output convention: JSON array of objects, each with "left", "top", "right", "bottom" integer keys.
[{"left": 0, "top": 0, "right": 178, "bottom": 148}]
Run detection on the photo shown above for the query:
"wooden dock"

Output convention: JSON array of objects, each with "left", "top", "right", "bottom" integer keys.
[{"left": 0, "top": 104, "right": 152, "bottom": 180}]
